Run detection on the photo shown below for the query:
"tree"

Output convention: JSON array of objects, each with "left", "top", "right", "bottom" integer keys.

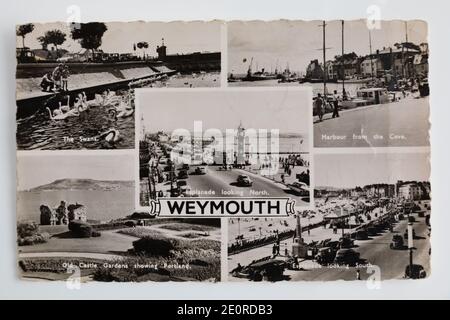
[
  {"left": 38, "top": 29, "right": 66, "bottom": 57},
  {"left": 137, "top": 41, "right": 149, "bottom": 59},
  {"left": 71, "top": 22, "right": 108, "bottom": 56},
  {"left": 16, "top": 23, "right": 34, "bottom": 48}
]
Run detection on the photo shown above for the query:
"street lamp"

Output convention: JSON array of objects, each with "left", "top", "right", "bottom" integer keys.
[{"left": 407, "top": 222, "right": 414, "bottom": 278}]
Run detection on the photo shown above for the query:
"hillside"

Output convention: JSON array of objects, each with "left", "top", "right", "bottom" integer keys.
[{"left": 29, "top": 179, "right": 134, "bottom": 192}]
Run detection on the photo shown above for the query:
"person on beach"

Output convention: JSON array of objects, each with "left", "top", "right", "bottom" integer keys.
[
  {"left": 332, "top": 90, "right": 340, "bottom": 118},
  {"left": 314, "top": 93, "right": 324, "bottom": 122}
]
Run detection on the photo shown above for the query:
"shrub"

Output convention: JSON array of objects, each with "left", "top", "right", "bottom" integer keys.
[
  {"left": 17, "top": 221, "right": 39, "bottom": 238},
  {"left": 124, "top": 220, "right": 137, "bottom": 227},
  {"left": 92, "top": 231, "right": 102, "bottom": 237},
  {"left": 18, "top": 232, "right": 50, "bottom": 246},
  {"left": 132, "top": 236, "right": 179, "bottom": 256},
  {"left": 158, "top": 223, "right": 215, "bottom": 232},
  {"left": 69, "top": 221, "right": 93, "bottom": 238},
  {"left": 118, "top": 227, "right": 163, "bottom": 238},
  {"left": 128, "top": 212, "right": 155, "bottom": 220}
]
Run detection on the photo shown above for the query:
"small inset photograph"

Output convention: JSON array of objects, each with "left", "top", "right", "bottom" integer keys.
[
  {"left": 138, "top": 88, "right": 311, "bottom": 208},
  {"left": 227, "top": 20, "right": 429, "bottom": 148},
  {"left": 16, "top": 153, "right": 221, "bottom": 282},
  {"left": 228, "top": 152, "right": 430, "bottom": 282},
  {"left": 16, "top": 21, "right": 221, "bottom": 150}
]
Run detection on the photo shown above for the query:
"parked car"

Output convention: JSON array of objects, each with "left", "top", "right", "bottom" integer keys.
[
  {"left": 334, "top": 248, "right": 360, "bottom": 266},
  {"left": 176, "top": 180, "right": 190, "bottom": 195},
  {"left": 390, "top": 235, "right": 404, "bottom": 249},
  {"left": 367, "top": 226, "right": 378, "bottom": 237},
  {"left": 287, "top": 182, "right": 309, "bottom": 196},
  {"left": 237, "top": 175, "right": 253, "bottom": 187},
  {"left": 355, "top": 230, "right": 369, "bottom": 240},
  {"left": 404, "top": 264, "right": 427, "bottom": 279},
  {"left": 194, "top": 166, "right": 206, "bottom": 175},
  {"left": 339, "top": 236, "right": 354, "bottom": 249},
  {"left": 232, "top": 259, "right": 287, "bottom": 282},
  {"left": 315, "top": 247, "right": 337, "bottom": 265},
  {"left": 181, "top": 164, "right": 190, "bottom": 171},
  {"left": 177, "top": 170, "right": 188, "bottom": 180}
]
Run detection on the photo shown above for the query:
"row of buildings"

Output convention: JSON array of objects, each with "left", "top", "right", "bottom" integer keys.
[
  {"left": 318, "top": 181, "right": 430, "bottom": 201},
  {"left": 349, "top": 181, "right": 430, "bottom": 200},
  {"left": 306, "top": 42, "right": 429, "bottom": 82}
]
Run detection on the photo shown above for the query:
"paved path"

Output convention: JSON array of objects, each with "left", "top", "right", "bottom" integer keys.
[
  {"left": 158, "top": 166, "right": 310, "bottom": 206},
  {"left": 314, "top": 96, "right": 430, "bottom": 147}
]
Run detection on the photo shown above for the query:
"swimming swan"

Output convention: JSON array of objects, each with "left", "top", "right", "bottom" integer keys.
[
  {"left": 99, "top": 128, "right": 121, "bottom": 143},
  {"left": 59, "top": 96, "right": 71, "bottom": 113},
  {"left": 46, "top": 107, "right": 79, "bottom": 120}
]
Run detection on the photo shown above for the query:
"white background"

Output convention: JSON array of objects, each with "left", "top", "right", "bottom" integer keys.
[{"left": 1, "top": 0, "right": 449, "bottom": 299}]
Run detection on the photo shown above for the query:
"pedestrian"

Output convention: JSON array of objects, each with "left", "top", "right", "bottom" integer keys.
[
  {"left": 52, "top": 64, "right": 63, "bottom": 91},
  {"left": 314, "top": 93, "right": 324, "bottom": 122},
  {"left": 40, "top": 72, "right": 54, "bottom": 92},
  {"left": 332, "top": 90, "right": 340, "bottom": 118},
  {"left": 356, "top": 269, "right": 361, "bottom": 280},
  {"left": 61, "top": 64, "right": 70, "bottom": 91}
]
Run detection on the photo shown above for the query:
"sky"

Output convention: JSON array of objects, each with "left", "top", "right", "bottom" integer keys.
[
  {"left": 315, "top": 153, "right": 430, "bottom": 188},
  {"left": 17, "top": 154, "right": 134, "bottom": 191},
  {"left": 228, "top": 19, "right": 428, "bottom": 74},
  {"left": 16, "top": 21, "right": 221, "bottom": 55},
  {"left": 139, "top": 89, "right": 310, "bottom": 135}
]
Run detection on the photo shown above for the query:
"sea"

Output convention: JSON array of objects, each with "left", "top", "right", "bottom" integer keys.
[
  {"left": 17, "top": 189, "right": 135, "bottom": 223},
  {"left": 228, "top": 79, "right": 364, "bottom": 97}
]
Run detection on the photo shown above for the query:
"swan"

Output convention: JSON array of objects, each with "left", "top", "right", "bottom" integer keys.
[
  {"left": 108, "top": 108, "right": 134, "bottom": 119},
  {"left": 75, "top": 95, "right": 89, "bottom": 112},
  {"left": 78, "top": 103, "right": 89, "bottom": 112},
  {"left": 108, "top": 99, "right": 134, "bottom": 119},
  {"left": 47, "top": 107, "right": 70, "bottom": 120},
  {"left": 52, "top": 108, "right": 63, "bottom": 116},
  {"left": 59, "top": 96, "right": 71, "bottom": 113},
  {"left": 99, "top": 128, "right": 121, "bottom": 143}
]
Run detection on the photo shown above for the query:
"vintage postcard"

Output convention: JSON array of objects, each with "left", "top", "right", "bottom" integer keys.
[{"left": 15, "top": 19, "right": 431, "bottom": 284}]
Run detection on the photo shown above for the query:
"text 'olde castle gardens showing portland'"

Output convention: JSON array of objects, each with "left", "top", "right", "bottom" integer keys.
[{"left": 16, "top": 21, "right": 221, "bottom": 150}]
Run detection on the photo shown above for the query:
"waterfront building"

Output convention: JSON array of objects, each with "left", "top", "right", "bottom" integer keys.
[{"left": 398, "top": 183, "right": 423, "bottom": 200}]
